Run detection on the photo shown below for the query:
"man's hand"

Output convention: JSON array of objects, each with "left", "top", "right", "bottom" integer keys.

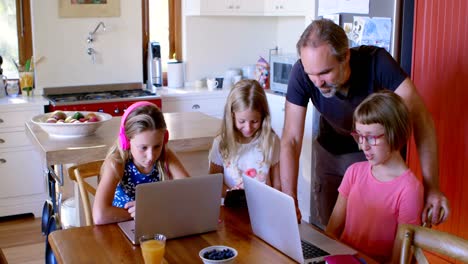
[{"left": 422, "top": 188, "right": 449, "bottom": 226}]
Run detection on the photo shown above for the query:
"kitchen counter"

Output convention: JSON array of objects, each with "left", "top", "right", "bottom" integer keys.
[
  {"left": 25, "top": 111, "right": 221, "bottom": 167},
  {"left": 0, "top": 94, "right": 48, "bottom": 108},
  {"left": 157, "top": 85, "right": 285, "bottom": 97},
  {"left": 157, "top": 86, "right": 230, "bottom": 97}
]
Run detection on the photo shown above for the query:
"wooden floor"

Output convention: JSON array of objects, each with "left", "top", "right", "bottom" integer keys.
[{"left": 0, "top": 214, "right": 44, "bottom": 264}]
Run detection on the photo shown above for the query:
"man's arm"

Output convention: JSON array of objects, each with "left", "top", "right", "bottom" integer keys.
[
  {"left": 394, "top": 78, "right": 449, "bottom": 225},
  {"left": 280, "top": 101, "right": 307, "bottom": 221}
]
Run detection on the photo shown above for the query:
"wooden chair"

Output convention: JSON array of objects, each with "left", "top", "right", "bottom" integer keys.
[
  {"left": 0, "top": 247, "right": 8, "bottom": 264},
  {"left": 68, "top": 160, "right": 104, "bottom": 226},
  {"left": 392, "top": 223, "right": 468, "bottom": 263}
]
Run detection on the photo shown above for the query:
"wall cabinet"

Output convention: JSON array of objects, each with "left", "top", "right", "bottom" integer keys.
[
  {"left": 185, "top": 0, "right": 264, "bottom": 16},
  {"left": 264, "top": 0, "right": 308, "bottom": 16},
  {"left": 0, "top": 105, "right": 47, "bottom": 217},
  {"left": 184, "top": 0, "right": 309, "bottom": 16},
  {"left": 266, "top": 92, "right": 315, "bottom": 222},
  {"left": 161, "top": 91, "right": 229, "bottom": 119}
]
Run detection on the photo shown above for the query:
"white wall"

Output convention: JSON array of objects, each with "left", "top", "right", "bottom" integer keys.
[
  {"left": 182, "top": 16, "right": 310, "bottom": 83},
  {"left": 31, "top": 0, "right": 142, "bottom": 93},
  {"left": 30, "top": 1, "right": 314, "bottom": 92},
  {"left": 275, "top": 17, "right": 308, "bottom": 55}
]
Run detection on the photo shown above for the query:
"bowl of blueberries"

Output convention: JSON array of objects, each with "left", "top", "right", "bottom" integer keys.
[{"left": 199, "top": 245, "right": 238, "bottom": 264}]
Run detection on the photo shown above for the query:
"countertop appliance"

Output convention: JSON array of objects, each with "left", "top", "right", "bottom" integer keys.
[
  {"left": 270, "top": 53, "right": 298, "bottom": 94},
  {"left": 147, "top": 41, "right": 163, "bottom": 90},
  {"left": 43, "top": 83, "right": 162, "bottom": 116}
]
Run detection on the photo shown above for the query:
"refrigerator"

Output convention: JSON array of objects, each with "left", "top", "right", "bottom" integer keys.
[{"left": 315, "top": 0, "right": 414, "bottom": 76}]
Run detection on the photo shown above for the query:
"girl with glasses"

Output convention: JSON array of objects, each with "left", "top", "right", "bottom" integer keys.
[{"left": 325, "top": 90, "right": 424, "bottom": 263}]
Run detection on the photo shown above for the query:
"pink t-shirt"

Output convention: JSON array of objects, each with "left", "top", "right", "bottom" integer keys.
[{"left": 339, "top": 162, "right": 424, "bottom": 262}]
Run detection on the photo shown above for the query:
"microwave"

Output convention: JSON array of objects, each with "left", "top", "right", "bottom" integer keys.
[{"left": 270, "top": 53, "right": 298, "bottom": 94}]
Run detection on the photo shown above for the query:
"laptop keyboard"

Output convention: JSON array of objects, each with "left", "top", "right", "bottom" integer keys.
[{"left": 301, "top": 240, "right": 329, "bottom": 259}]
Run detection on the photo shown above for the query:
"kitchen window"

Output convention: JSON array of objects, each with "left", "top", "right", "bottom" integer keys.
[
  {"left": 0, "top": 0, "right": 32, "bottom": 78},
  {"left": 142, "top": 0, "right": 181, "bottom": 84}
]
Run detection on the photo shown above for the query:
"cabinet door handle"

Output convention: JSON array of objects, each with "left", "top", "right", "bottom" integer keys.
[
  {"left": 0, "top": 139, "right": 4, "bottom": 144},
  {"left": 0, "top": 159, "right": 6, "bottom": 164},
  {"left": 0, "top": 118, "right": 3, "bottom": 123},
  {"left": 192, "top": 104, "right": 200, "bottom": 110}
]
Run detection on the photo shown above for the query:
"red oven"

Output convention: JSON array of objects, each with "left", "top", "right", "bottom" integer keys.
[{"left": 43, "top": 83, "right": 162, "bottom": 116}]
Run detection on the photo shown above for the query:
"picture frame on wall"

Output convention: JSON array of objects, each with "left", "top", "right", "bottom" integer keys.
[{"left": 59, "top": 0, "right": 120, "bottom": 18}]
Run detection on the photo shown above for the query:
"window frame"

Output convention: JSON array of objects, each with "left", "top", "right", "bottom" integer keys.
[
  {"left": 15, "top": 0, "right": 33, "bottom": 67},
  {"left": 142, "top": 0, "right": 182, "bottom": 85}
]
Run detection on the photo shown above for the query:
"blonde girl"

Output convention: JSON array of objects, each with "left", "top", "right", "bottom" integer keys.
[
  {"left": 209, "top": 80, "right": 281, "bottom": 196},
  {"left": 93, "top": 101, "right": 189, "bottom": 225}
]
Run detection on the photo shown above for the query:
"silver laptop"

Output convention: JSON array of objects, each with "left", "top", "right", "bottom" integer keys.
[
  {"left": 118, "top": 173, "right": 223, "bottom": 244},
  {"left": 243, "top": 176, "right": 357, "bottom": 263}
]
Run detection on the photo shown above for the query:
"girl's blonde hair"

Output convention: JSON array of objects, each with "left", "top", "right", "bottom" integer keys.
[
  {"left": 353, "top": 90, "right": 412, "bottom": 152},
  {"left": 106, "top": 104, "right": 169, "bottom": 180},
  {"left": 219, "top": 79, "right": 276, "bottom": 165}
]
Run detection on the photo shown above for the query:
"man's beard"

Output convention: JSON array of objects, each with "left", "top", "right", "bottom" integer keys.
[
  {"left": 318, "top": 84, "right": 338, "bottom": 98},
  {"left": 317, "top": 63, "right": 348, "bottom": 98}
]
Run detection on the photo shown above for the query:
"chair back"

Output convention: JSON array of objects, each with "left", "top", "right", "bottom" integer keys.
[
  {"left": 0, "top": 247, "right": 8, "bottom": 264},
  {"left": 393, "top": 223, "right": 468, "bottom": 263},
  {"left": 68, "top": 160, "right": 104, "bottom": 226}
]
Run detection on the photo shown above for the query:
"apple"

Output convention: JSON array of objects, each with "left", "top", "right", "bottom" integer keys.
[
  {"left": 65, "top": 116, "right": 74, "bottom": 123},
  {"left": 85, "top": 113, "right": 98, "bottom": 119},
  {"left": 51, "top": 111, "right": 67, "bottom": 121},
  {"left": 88, "top": 116, "right": 100, "bottom": 122},
  {"left": 46, "top": 118, "right": 57, "bottom": 123},
  {"left": 72, "top": 112, "right": 84, "bottom": 120}
]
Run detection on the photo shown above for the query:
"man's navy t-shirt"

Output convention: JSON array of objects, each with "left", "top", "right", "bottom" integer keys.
[{"left": 286, "top": 46, "right": 407, "bottom": 155}]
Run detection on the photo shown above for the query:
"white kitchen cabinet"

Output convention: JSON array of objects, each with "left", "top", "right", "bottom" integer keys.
[
  {"left": 0, "top": 105, "right": 47, "bottom": 217},
  {"left": 185, "top": 0, "right": 264, "bottom": 16},
  {"left": 264, "top": 0, "right": 309, "bottom": 16},
  {"left": 266, "top": 92, "right": 314, "bottom": 222},
  {"left": 161, "top": 91, "right": 229, "bottom": 119},
  {"left": 185, "top": 0, "right": 310, "bottom": 16}
]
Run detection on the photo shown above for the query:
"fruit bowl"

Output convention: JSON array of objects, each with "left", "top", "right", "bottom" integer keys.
[
  {"left": 199, "top": 245, "right": 238, "bottom": 264},
  {"left": 31, "top": 111, "right": 112, "bottom": 137}
]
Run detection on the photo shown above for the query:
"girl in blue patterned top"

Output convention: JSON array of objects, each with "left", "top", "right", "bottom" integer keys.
[{"left": 93, "top": 101, "right": 189, "bottom": 225}]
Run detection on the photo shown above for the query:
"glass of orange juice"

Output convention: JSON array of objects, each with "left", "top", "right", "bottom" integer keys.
[{"left": 139, "top": 234, "right": 166, "bottom": 264}]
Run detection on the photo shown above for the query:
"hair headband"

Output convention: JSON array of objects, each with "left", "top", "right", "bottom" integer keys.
[{"left": 119, "top": 101, "right": 157, "bottom": 150}]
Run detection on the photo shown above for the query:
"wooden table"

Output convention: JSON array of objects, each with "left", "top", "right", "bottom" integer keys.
[{"left": 49, "top": 206, "right": 377, "bottom": 264}]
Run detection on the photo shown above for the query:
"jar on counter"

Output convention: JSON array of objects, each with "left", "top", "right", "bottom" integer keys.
[{"left": 5, "top": 79, "right": 20, "bottom": 97}]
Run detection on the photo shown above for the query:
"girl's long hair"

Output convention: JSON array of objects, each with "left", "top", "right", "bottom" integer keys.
[
  {"left": 219, "top": 80, "right": 276, "bottom": 165},
  {"left": 105, "top": 104, "right": 168, "bottom": 180}
]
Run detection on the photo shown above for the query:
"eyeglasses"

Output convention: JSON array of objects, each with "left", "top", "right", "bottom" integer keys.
[{"left": 350, "top": 131, "right": 385, "bottom": 146}]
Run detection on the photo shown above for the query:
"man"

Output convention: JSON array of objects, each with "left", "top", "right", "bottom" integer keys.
[{"left": 280, "top": 19, "right": 449, "bottom": 228}]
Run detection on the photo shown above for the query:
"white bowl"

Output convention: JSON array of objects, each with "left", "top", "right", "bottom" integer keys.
[
  {"left": 199, "top": 245, "right": 238, "bottom": 264},
  {"left": 31, "top": 111, "right": 112, "bottom": 137}
]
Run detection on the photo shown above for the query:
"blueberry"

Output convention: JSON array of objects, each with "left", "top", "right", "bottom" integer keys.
[{"left": 203, "top": 248, "right": 234, "bottom": 260}]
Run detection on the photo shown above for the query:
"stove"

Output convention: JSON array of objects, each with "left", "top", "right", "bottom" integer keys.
[{"left": 44, "top": 83, "right": 162, "bottom": 116}]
